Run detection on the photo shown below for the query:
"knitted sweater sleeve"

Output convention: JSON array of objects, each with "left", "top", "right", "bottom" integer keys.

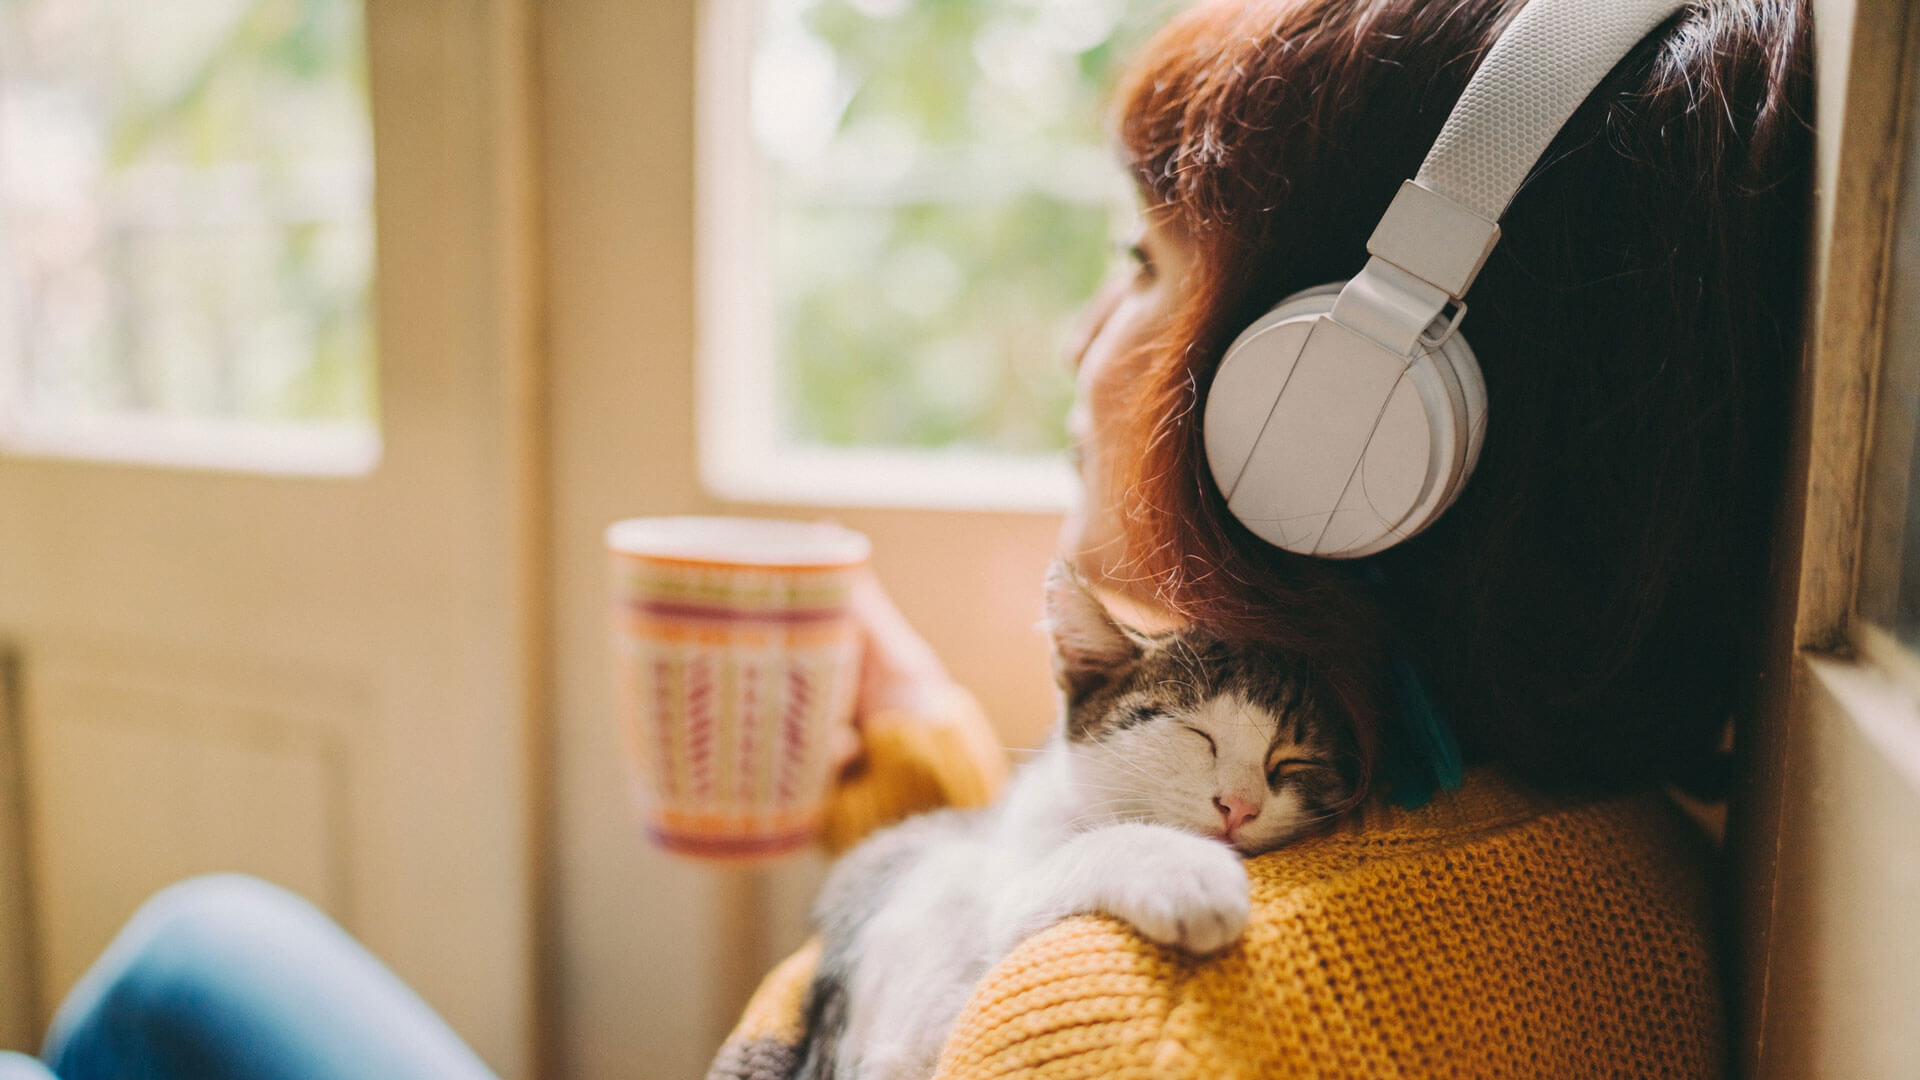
[
  {"left": 931, "top": 774, "right": 1725, "bottom": 1080},
  {"left": 819, "top": 681, "right": 1009, "bottom": 855}
]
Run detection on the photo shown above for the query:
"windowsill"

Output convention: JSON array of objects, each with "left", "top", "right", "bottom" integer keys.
[
  {"left": 1808, "top": 647, "right": 1920, "bottom": 795},
  {"left": 0, "top": 412, "right": 382, "bottom": 477},
  {"left": 701, "top": 442, "right": 1076, "bottom": 514}
]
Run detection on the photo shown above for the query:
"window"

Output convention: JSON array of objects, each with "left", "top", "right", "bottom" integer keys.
[
  {"left": 699, "top": 0, "right": 1173, "bottom": 509},
  {"left": 1859, "top": 123, "right": 1920, "bottom": 663},
  {"left": 0, "top": 0, "right": 377, "bottom": 474},
  {"left": 1855, "top": 8, "right": 1920, "bottom": 685}
]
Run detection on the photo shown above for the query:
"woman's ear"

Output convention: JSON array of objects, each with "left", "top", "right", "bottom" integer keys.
[{"left": 1044, "top": 560, "right": 1141, "bottom": 701}]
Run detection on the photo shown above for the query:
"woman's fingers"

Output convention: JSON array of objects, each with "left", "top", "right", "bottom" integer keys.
[{"left": 850, "top": 569, "right": 951, "bottom": 720}]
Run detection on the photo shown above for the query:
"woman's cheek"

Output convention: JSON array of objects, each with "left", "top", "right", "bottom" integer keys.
[
  {"left": 1060, "top": 282, "right": 1173, "bottom": 585},
  {"left": 1061, "top": 447, "right": 1131, "bottom": 583},
  {"left": 1064, "top": 274, "right": 1132, "bottom": 372}
]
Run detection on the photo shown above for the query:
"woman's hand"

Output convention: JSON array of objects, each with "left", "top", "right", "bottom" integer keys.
[
  {"left": 821, "top": 569, "right": 1005, "bottom": 853},
  {"left": 850, "top": 568, "right": 956, "bottom": 723}
]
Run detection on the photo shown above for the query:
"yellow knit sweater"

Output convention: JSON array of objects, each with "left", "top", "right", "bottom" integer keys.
[{"left": 711, "top": 708, "right": 1724, "bottom": 1079}]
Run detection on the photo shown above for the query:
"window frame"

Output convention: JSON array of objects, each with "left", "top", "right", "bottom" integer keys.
[
  {"left": 0, "top": 411, "right": 380, "bottom": 477},
  {"left": 1852, "top": 0, "right": 1920, "bottom": 666},
  {"left": 1835, "top": 0, "right": 1920, "bottom": 782}
]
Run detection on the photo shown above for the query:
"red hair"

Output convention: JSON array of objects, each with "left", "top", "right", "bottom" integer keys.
[{"left": 1107, "top": 0, "right": 1812, "bottom": 796}]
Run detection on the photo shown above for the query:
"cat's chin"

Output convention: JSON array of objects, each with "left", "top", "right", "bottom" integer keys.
[
  {"left": 1231, "top": 826, "right": 1310, "bottom": 857},
  {"left": 1157, "top": 824, "right": 1284, "bottom": 858}
]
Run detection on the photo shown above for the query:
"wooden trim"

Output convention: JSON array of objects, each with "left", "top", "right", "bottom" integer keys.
[
  {"left": 694, "top": 0, "right": 779, "bottom": 513},
  {"left": 490, "top": 0, "right": 558, "bottom": 1075},
  {"left": 361, "top": 0, "right": 549, "bottom": 1073},
  {"left": 1792, "top": 0, "right": 1915, "bottom": 656},
  {"left": 0, "top": 416, "right": 381, "bottom": 478},
  {"left": 1853, "top": 0, "right": 1920, "bottom": 649},
  {"left": 0, "top": 643, "right": 42, "bottom": 1051}
]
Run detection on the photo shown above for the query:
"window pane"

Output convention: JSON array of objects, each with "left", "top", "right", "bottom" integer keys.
[
  {"left": 0, "top": 0, "right": 375, "bottom": 449},
  {"left": 1858, "top": 43, "right": 1920, "bottom": 650},
  {"left": 1858, "top": 335, "right": 1920, "bottom": 649},
  {"left": 756, "top": 0, "right": 1171, "bottom": 455}
]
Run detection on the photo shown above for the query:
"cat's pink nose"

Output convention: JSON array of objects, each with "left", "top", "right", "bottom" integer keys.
[{"left": 1213, "top": 795, "right": 1260, "bottom": 836}]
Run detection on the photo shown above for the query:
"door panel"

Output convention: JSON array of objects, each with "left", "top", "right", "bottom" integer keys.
[
  {"left": 27, "top": 638, "right": 352, "bottom": 998},
  {"left": 0, "top": 1, "right": 543, "bottom": 1075}
]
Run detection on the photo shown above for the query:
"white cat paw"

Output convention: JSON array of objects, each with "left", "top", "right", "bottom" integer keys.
[{"left": 1093, "top": 828, "right": 1249, "bottom": 955}]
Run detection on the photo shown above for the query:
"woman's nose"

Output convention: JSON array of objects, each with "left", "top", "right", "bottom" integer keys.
[
  {"left": 1062, "top": 273, "right": 1130, "bottom": 372},
  {"left": 1213, "top": 794, "right": 1261, "bottom": 834}
]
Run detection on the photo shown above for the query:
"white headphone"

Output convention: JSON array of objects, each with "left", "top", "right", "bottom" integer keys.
[{"left": 1202, "top": 0, "right": 1687, "bottom": 558}]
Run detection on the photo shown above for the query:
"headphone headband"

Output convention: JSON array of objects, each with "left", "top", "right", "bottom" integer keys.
[
  {"left": 1201, "top": 0, "right": 1688, "bottom": 558},
  {"left": 1418, "top": 0, "right": 1688, "bottom": 225}
]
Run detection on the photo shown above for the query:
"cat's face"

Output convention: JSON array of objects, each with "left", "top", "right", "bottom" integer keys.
[{"left": 1044, "top": 563, "right": 1358, "bottom": 855}]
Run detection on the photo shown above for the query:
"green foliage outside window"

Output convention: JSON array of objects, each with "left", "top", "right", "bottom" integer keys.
[
  {"left": 1, "top": 0, "right": 375, "bottom": 427},
  {"left": 759, "top": 0, "right": 1175, "bottom": 453}
]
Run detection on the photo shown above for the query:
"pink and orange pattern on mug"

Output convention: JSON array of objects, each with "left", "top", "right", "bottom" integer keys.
[{"left": 606, "top": 517, "right": 870, "bottom": 860}]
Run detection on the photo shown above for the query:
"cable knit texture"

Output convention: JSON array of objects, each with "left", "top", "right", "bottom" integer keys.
[{"left": 713, "top": 768, "right": 1723, "bottom": 1080}]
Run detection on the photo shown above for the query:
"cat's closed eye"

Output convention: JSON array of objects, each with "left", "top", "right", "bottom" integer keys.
[
  {"left": 1266, "top": 758, "right": 1330, "bottom": 785},
  {"left": 1182, "top": 724, "right": 1217, "bottom": 756}
]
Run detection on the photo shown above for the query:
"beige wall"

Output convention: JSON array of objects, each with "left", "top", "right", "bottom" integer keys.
[{"left": 537, "top": 4, "right": 1062, "bottom": 1077}]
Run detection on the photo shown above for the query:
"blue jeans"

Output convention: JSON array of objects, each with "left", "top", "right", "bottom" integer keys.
[{"left": 0, "top": 875, "right": 497, "bottom": 1080}]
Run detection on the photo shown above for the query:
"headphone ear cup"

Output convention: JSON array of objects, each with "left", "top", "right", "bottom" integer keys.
[
  {"left": 1428, "top": 334, "right": 1482, "bottom": 518},
  {"left": 1450, "top": 332, "right": 1488, "bottom": 492},
  {"left": 1344, "top": 330, "right": 1474, "bottom": 549},
  {"left": 1415, "top": 334, "right": 1480, "bottom": 530},
  {"left": 1202, "top": 286, "right": 1488, "bottom": 557},
  {"left": 1201, "top": 284, "right": 1343, "bottom": 514}
]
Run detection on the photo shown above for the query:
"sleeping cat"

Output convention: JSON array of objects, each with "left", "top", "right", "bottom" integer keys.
[{"left": 786, "top": 562, "right": 1359, "bottom": 1080}]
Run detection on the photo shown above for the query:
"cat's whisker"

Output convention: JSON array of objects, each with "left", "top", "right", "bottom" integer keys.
[
  {"left": 1088, "top": 756, "right": 1172, "bottom": 788},
  {"left": 1067, "top": 784, "right": 1147, "bottom": 799}
]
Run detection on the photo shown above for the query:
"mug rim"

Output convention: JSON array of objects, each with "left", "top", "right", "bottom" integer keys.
[{"left": 605, "top": 516, "right": 871, "bottom": 571}]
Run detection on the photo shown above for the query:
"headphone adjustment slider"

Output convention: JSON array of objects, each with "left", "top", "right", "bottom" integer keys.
[
  {"left": 1330, "top": 257, "right": 1452, "bottom": 357},
  {"left": 1420, "top": 299, "right": 1469, "bottom": 350},
  {"left": 1368, "top": 180, "right": 1501, "bottom": 298}
]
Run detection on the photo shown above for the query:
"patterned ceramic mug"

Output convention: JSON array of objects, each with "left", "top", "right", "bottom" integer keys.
[{"left": 606, "top": 517, "right": 869, "bottom": 860}]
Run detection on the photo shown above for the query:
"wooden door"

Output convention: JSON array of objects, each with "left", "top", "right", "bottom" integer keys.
[{"left": 0, "top": 2, "right": 543, "bottom": 1075}]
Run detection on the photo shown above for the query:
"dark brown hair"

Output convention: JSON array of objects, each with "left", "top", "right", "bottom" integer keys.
[{"left": 1109, "top": 0, "right": 1812, "bottom": 795}]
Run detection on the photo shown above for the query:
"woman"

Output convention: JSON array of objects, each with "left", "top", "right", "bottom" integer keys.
[
  {"left": 722, "top": 0, "right": 1809, "bottom": 1074},
  {"left": 4, "top": 0, "right": 1809, "bottom": 1076}
]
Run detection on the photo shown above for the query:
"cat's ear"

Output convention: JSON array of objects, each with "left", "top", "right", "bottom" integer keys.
[{"left": 1045, "top": 560, "right": 1141, "bottom": 700}]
